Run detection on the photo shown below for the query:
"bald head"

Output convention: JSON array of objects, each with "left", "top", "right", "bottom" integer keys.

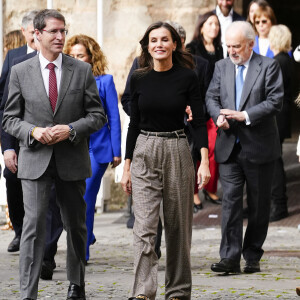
[{"left": 225, "top": 21, "right": 255, "bottom": 65}]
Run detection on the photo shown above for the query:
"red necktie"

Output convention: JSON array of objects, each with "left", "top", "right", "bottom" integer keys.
[{"left": 47, "top": 63, "right": 58, "bottom": 112}]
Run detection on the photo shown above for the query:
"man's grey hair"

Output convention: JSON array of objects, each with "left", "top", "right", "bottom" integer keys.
[
  {"left": 165, "top": 20, "right": 186, "bottom": 42},
  {"left": 226, "top": 21, "right": 255, "bottom": 42},
  {"left": 21, "top": 10, "right": 39, "bottom": 29}
]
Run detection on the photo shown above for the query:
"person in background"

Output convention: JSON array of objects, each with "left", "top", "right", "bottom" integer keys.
[
  {"left": 246, "top": 0, "right": 270, "bottom": 26},
  {"left": 121, "top": 21, "right": 210, "bottom": 300},
  {"left": 207, "top": 21, "right": 283, "bottom": 275},
  {"left": 64, "top": 34, "right": 121, "bottom": 263},
  {"left": 213, "top": 0, "right": 245, "bottom": 57},
  {"left": 268, "top": 24, "right": 294, "bottom": 222},
  {"left": 186, "top": 11, "right": 223, "bottom": 209},
  {"left": 3, "top": 30, "right": 26, "bottom": 57},
  {"left": 252, "top": 5, "right": 277, "bottom": 58}
]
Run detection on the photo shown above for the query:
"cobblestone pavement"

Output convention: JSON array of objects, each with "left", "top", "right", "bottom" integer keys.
[{"left": 1, "top": 212, "right": 300, "bottom": 299}]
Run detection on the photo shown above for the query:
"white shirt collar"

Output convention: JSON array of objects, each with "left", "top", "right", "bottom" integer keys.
[
  {"left": 39, "top": 52, "right": 63, "bottom": 70},
  {"left": 216, "top": 5, "right": 233, "bottom": 18},
  {"left": 27, "top": 44, "right": 36, "bottom": 54}
]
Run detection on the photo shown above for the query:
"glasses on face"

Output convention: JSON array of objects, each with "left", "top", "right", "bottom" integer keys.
[
  {"left": 42, "top": 29, "right": 68, "bottom": 36},
  {"left": 255, "top": 19, "right": 268, "bottom": 25}
]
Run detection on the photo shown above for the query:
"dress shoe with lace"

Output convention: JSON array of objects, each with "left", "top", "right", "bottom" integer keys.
[
  {"left": 40, "top": 260, "right": 56, "bottom": 280},
  {"left": 203, "top": 190, "right": 222, "bottom": 205},
  {"left": 67, "top": 283, "right": 86, "bottom": 299},
  {"left": 193, "top": 202, "right": 203, "bottom": 213},
  {"left": 7, "top": 235, "right": 21, "bottom": 252},
  {"left": 211, "top": 258, "right": 241, "bottom": 273},
  {"left": 128, "top": 295, "right": 149, "bottom": 300},
  {"left": 244, "top": 261, "right": 260, "bottom": 273}
]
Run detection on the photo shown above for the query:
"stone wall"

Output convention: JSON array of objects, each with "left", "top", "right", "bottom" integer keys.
[{"left": 3, "top": 0, "right": 243, "bottom": 101}]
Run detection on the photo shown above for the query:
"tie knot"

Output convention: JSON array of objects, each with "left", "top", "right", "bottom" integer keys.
[
  {"left": 47, "top": 63, "right": 56, "bottom": 71},
  {"left": 238, "top": 65, "right": 245, "bottom": 71}
]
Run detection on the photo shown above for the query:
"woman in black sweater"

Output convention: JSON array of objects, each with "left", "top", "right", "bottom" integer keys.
[{"left": 121, "top": 22, "right": 210, "bottom": 300}]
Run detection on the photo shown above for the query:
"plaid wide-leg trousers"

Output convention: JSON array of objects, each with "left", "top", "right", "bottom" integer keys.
[{"left": 131, "top": 132, "right": 195, "bottom": 300}]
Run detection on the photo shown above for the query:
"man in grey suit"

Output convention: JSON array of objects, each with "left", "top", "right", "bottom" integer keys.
[
  {"left": 2, "top": 9, "right": 106, "bottom": 300},
  {"left": 206, "top": 21, "right": 283, "bottom": 274}
]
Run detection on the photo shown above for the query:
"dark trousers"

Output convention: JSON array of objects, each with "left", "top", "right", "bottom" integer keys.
[
  {"left": 4, "top": 170, "right": 24, "bottom": 237},
  {"left": 270, "top": 143, "right": 288, "bottom": 213},
  {"left": 219, "top": 143, "right": 275, "bottom": 262}
]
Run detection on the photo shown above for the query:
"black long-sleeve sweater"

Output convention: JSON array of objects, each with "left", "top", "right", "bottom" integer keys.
[{"left": 125, "top": 64, "right": 208, "bottom": 159}]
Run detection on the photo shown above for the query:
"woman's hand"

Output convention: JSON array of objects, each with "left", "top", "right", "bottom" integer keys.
[
  {"left": 121, "top": 159, "right": 132, "bottom": 195},
  {"left": 197, "top": 148, "right": 211, "bottom": 189},
  {"left": 111, "top": 156, "right": 121, "bottom": 168}
]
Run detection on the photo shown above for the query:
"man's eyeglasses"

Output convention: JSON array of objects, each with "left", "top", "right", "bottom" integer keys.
[
  {"left": 255, "top": 20, "right": 268, "bottom": 25},
  {"left": 42, "top": 29, "right": 68, "bottom": 36}
]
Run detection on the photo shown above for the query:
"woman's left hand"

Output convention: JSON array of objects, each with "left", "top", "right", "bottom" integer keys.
[
  {"left": 197, "top": 161, "right": 211, "bottom": 190},
  {"left": 111, "top": 156, "right": 122, "bottom": 168}
]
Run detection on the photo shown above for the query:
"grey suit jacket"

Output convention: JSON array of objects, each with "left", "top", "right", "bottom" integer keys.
[
  {"left": 2, "top": 54, "right": 106, "bottom": 180},
  {"left": 206, "top": 52, "right": 284, "bottom": 164}
]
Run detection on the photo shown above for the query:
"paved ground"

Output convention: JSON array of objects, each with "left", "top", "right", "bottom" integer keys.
[{"left": 0, "top": 141, "right": 299, "bottom": 299}]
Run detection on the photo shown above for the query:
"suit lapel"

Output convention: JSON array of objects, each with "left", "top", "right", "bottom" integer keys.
[
  {"left": 54, "top": 54, "right": 74, "bottom": 115},
  {"left": 226, "top": 60, "right": 236, "bottom": 110},
  {"left": 238, "top": 53, "right": 262, "bottom": 110},
  {"left": 28, "top": 56, "right": 53, "bottom": 117}
]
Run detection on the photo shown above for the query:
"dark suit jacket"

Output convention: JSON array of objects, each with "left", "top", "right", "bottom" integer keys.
[
  {"left": 206, "top": 52, "right": 284, "bottom": 164},
  {"left": 1, "top": 51, "right": 38, "bottom": 153},
  {"left": 0, "top": 45, "right": 28, "bottom": 131},
  {"left": 274, "top": 52, "right": 294, "bottom": 141},
  {"left": 2, "top": 54, "right": 106, "bottom": 180},
  {"left": 213, "top": 9, "right": 245, "bottom": 22},
  {"left": 0, "top": 45, "right": 27, "bottom": 102}
]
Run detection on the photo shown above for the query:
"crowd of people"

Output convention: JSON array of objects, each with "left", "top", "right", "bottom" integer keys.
[{"left": 0, "top": 0, "right": 299, "bottom": 299}]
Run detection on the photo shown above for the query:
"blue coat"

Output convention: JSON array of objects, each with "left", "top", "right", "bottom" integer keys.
[
  {"left": 89, "top": 74, "right": 121, "bottom": 163},
  {"left": 253, "top": 35, "right": 274, "bottom": 58}
]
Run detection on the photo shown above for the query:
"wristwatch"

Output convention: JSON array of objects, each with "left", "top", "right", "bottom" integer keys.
[{"left": 68, "top": 124, "right": 76, "bottom": 141}]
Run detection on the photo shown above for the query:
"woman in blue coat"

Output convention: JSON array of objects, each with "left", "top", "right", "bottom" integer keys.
[{"left": 65, "top": 35, "right": 121, "bottom": 262}]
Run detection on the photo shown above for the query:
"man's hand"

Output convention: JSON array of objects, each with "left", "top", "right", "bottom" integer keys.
[
  {"left": 185, "top": 106, "right": 193, "bottom": 122},
  {"left": 4, "top": 150, "right": 18, "bottom": 173},
  {"left": 111, "top": 156, "right": 121, "bottom": 168},
  {"left": 220, "top": 109, "right": 246, "bottom": 122},
  {"left": 32, "top": 127, "right": 54, "bottom": 144},
  {"left": 47, "top": 125, "right": 70, "bottom": 145},
  {"left": 216, "top": 114, "right": 230, "bottom": 130}
]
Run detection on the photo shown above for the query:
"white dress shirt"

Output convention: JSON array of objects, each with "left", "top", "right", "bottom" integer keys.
[
  {"left": 216, "top": 5, "right": 233, "bottom": 57},
  {"left": 39, "top": 52, "right": 62, "bottom": 96},
  {"left": 297, "top": 135, "right": 300, "bottom": 156},
  {"left": 234, "top": 52, "right": 253, "bottom": 125},
  {"left": 27, "top": 44, "right": 36, "bottom": 54}
]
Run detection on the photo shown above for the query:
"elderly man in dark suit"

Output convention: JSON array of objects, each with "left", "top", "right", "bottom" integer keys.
[
  {"left": 0, "top": 10, "right": 39, "bottom": 253},
  {"left": 206, "top": 21, "right": 283, "bottom": 274},
  {"left": 2, "top": 9, "right": 105, "bottom": 300}
]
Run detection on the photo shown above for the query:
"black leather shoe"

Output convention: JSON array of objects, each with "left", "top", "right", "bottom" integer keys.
[
  {"left": 211, "top": 258, "right": 241, "bottom": 273},
  {"left": 40, "top": 260, "right": 56, "bottom": 280},
  {"left": 7, "top": 235, "right": 21, "bottom": 252},
  {"left": 193, "top": 203, "right": 203, "bottom": 213},
  {"left": 244, "top": 261, "right": 260, "bottom": 273},
  {"left": 269, "top": 210, "right": 288, "bottom": 222},
  {"left": 67, "top": 283, "right": 86, "bottom": 299},
  {"left": 203, "top": 190, "right": 222, "bottom": 205},
  {"left": 128, "top": 295, "right": 149, "bottom": 300}
]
